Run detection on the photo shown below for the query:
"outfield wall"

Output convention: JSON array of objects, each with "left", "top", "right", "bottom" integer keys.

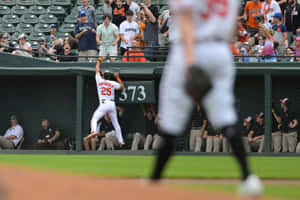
[{"left": 0, "top": 52, "right": 300, "bottom": 152}]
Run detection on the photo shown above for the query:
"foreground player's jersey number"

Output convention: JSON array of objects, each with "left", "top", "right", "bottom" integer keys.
[{"left": 116, "top": 81, "right": 156, "bottom": 104}]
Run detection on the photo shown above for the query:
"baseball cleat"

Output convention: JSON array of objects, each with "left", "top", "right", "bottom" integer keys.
[
  {"left": 238, "top": 174, "right": 263, "bottom": 197},
  {"left": 86, "top": 132, "right": 99, "bottom": 140},
  {"left": 120, "top": 142, "right": 125, "bottom": 147}
]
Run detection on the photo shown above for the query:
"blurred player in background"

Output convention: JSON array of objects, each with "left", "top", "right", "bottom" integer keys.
[
  {"left": 86, "top": 59, "right": 125, "bottom": 147},
  {"left": 150, "top": 0, "right": 263, "bottom": 197}
]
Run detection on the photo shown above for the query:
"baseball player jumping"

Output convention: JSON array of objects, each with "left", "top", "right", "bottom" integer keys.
[
  {"left": 150, "top": 0, "right": 263, "bottom": 197},
  {"left": 86, "top": 59, "right": 125, "bottom": 147}
]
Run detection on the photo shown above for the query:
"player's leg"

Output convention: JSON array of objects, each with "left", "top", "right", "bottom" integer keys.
[
  {"left": 144, "top": 134, "right": 153, "bottom": 150},
  {"left": 108, "top": 105, "right": 124, "bottom": 144},
  {"left": 90, "top": 106, "right": 105, "bottom": 134},
  {"left": 198, "top": 44, "right": 250, "bottom": 181},
  {"left": 151, "top": 45, "right": 194, "bottom": 180}
]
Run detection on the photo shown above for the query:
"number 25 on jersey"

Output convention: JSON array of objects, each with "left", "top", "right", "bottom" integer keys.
[{"left": 101, "top": 87, "right": 111, "bottom": 96}]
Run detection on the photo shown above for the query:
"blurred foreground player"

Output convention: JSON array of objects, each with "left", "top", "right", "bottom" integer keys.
[
  {"left": 150, "top": 0, "right": 263, "bottom": 196},
  {"left": 86, "top": 59, "right": 125, "bottom": 147}
]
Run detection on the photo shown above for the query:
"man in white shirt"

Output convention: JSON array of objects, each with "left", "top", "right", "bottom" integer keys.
[
  {"left": 119, "top": 10, "right": 140, "bottom": 56},
  {"left": 0, "top": 115, "right": 24, "bottom": 149},
  {"left": 261, "top": 0, "right": 281, "bottom": 27},
  {"left": 126, "top": 0, "right": 140, "bottom": 21}
]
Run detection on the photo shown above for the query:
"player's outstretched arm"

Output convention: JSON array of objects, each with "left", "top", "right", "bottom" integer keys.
[
  {"left": 114, "top": 72, "right": 125, "bottom": 91},
  {"left": 96, "top": 58, "right": 104, "bottom": 74}
]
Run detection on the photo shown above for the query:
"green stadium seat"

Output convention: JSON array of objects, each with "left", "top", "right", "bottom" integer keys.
[
  {"left": 76, "top": 0, "right": 94, "bottom": 6},
  {"left": 70, "top": 7, "right": 78, "bottom": 17},
  {"left": 0, "top": 0, "right": 16, "bottom": 6},
  {"left": 47, "top": 5, "right": 65, "bottom": 15},
  {"left": 16, "top": 23, "right": 33, "bottom": 33},
  {"left": 0, "top": 23, "right": 16, "bottom": 33},
  {"left": 11, "top": 5, "right": 28, "bottom": 15},
  {"left": 16, "top": 0, "right": 34, "bottom": 6},
  {"left": 64, "top": 14, "right": 77, "bottom": 24},
  {"left": 0, "top": 6, "right": 11, "bottom": 15},
  {"left": 20, "top": 14, "right": 38, "bottom": 24},
  {"left": 28, "top": 5, "right": 45, "bottom": 15},
  {"left": 34, "top": 23, "right": 50, "bottom": 33},
  {"left": 0, "top": 17, "right": 1, "bottom": 23},
  {"left": 39, "top": 14, "right": 57, "bottom": 24},
  {"left": 59, "top": 23, "right": 75, "bottom": 33},
  {"left": 2, "top": 14, "right": 19, "bottom": 24},
  {"left": 30, "top": 31, "right": 45, "bottom": 41},
  {"left": 30, "top": 40, "right": 39, "bottom": 50},
  {"left": 52, "top": 0, "right": 71, "bottom": 7},
  {"left": 95, "top": 6, "right": 103, "bottom": 15},
  {"left": 34, "top": 0, "right": 51, "bottom": 6}
]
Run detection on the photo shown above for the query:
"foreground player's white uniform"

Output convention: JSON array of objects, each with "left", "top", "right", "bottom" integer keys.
[
  {"left": 160, "top": 0, "right": 239, "bottom": 135},
  {"left": 90, "top": 73, "right": 124, "bottom": 143}
]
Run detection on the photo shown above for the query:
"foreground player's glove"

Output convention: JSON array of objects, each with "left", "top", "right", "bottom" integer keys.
[{"left": 185, "top": 65, "right": 213, "bottom": 103}]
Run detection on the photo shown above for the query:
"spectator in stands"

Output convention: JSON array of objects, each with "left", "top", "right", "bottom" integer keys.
[
  {"left": 96, "top": 14, "right": 120, "bottom": 62},
  {"left": 241, "top": 0, "right": 262, "bottom": 35},
  {"left": 111, "top": 0, "right": 128, "bottom": 27},
  {"left": 237, "top": 20, "right": 249, "bottom": 43},
  {"left": 38, "top": 37, "right": 49, "bottom": 58},
  {"left": 272, "top": 106, "right": 282, "bottom": 152},
  {"left": 122, "top": 38, "right": 146, "bottom": 62},
  {"left": 203, "top": 122, "right": 221, "bottom": 153},
  {"left": 103, "top": 0, "right": 113, "bottom": 16},
  {"left": 0, "top": 115, "right": 23, "bottom": 150},
  {"left": 131, "top": 105, "right": 157, "bottom": 150},
  {"left": 47, "top": 38, "right": 64, "bottom": 61},
  {"left": 189, "top": 105, "right": 207, "bottom": 152},
  {"left": 99, "top": 114, "right": 120, "bottom": 150},
  {"left": 140, "top": 1, "right": 159, "bottom": 61},
  {"left": 58, "top": 40, "right": 78, "bottom": 62},
  {"left": 119, "top": 10, "right": 139, "bottom": 56},
  {"left": 75, "top": 11, "right": 98, "bottom": 62},
  {"left": 126, "top": 0, "right": 140, "bottom": 21},
  {"left": 137, "top": 9, "right": 147, "bottom": 47},
  {"left": 283, "top": 0, "right": 300, "bottom": 45},
  {"left": 45, "top": 24, "right": 63, "bottom": 49},
  {"left": 260, "top": 24, "right": 277, "bottom": 62},
  {"left": 35, "top": 118, "right": 65, "bottom": 150},
  {"left": 277, "top": 0, "right": 288, "bottom": 10},
  {"left": 12, "top": 34, "right": 32, "bottom": 57},
  {"left": 279, "top": 98, "right": 298, "bottom": 152},
  {"left": 0, "top": 33, "right": 12, "bottom": 53},
  {"left": 260, "top": 0, "right": 281, "bottom": 27},
  {"left": 158, "top": 9, "right": 170, "bottom": 47},
  {"left": 272, "top": 13, "right": 288, "bottom": 57},
  {"left": 242, "top": 116, "right": 253, "bottom": 152},
  {"left": 291, "top": 36, "right": 300, "bottom": 61},
  {"left": 240, "top": 42, "right": 252, "bottom": 62},
  {"left": 78, "top": 0, "right": 98, "bottom": 26},
  {"left": 248, "top": 112, "right": 265, "bottom": 153}
]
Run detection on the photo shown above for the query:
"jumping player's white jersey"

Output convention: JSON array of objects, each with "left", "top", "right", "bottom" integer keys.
[
  {"left": 170, "top": 0, "right": 239, "bottom": 43},
  {"left": 95, "top": 73, "right": 121, "bottom": 102}
]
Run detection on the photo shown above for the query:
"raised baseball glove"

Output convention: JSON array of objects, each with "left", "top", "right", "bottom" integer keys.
[{"left": 185, "top": 66, "right": 213, "bottom": 103}]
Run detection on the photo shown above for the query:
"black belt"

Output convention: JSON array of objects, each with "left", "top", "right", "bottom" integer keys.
[{"left": 101, "top": 99, "right": 114, "bottom": 104}]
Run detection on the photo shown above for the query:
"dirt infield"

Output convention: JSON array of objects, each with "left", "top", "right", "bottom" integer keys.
[{"left": 0, "top": 165, "right": 255, "bottom": 200}]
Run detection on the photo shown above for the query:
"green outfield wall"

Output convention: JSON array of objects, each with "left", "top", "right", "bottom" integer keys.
[{"left": 0, "top": 52, "right": 300, "bottom": 152}]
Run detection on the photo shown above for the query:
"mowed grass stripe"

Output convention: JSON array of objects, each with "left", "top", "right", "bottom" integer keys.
[{"left": 0, "top": 155, "right": 299, "bottom": 179}]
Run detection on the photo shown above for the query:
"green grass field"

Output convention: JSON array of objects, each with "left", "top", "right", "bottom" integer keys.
[{"left": 0, "top": 154, "right": 299, "bottom": 199}]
